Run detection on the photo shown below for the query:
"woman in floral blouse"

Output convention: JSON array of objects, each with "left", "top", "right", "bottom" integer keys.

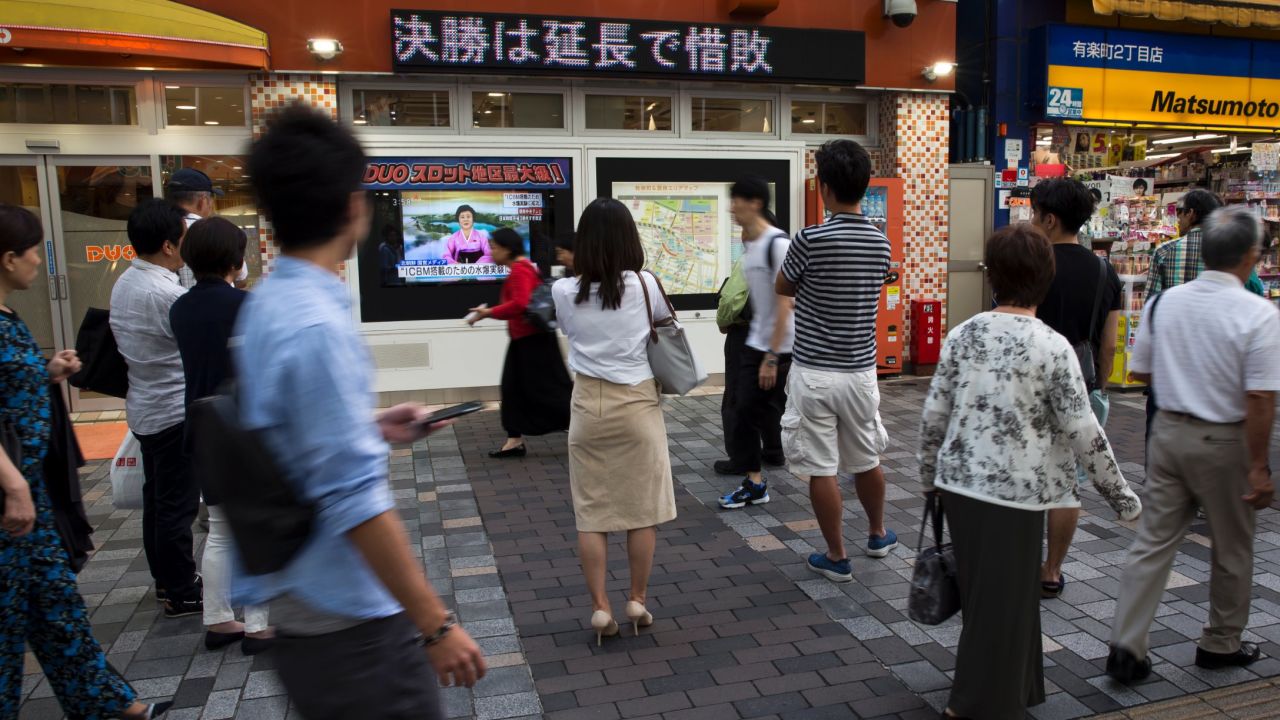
[{"left": 918, "top": 224, "right": 1141, "bottom": 720}]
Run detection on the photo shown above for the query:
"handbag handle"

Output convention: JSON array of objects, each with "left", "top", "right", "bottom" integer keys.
[
  {"left": 915, "top": 493, "right": 947, "bottom": 552},
  {"left": 637, "top": 270, "right": 677, "bottom": 344}
]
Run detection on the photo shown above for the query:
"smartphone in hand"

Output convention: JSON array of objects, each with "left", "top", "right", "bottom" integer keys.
[{"left": 414, "top": 402, "right": 484, "bottom": 428}]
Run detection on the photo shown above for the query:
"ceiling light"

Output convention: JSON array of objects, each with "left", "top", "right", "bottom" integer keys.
[
  {"left": 232, "top": 166, "right": 242, "bottom": 170},
  {"left": 1036, "top": 139, "right": 1052, "bottom": 146},
  {"left": 802, "top": 118, "right": 817, "bottom": 124},
  {"left": 1152, "top": 133, "right": 1224, "bottom": 145},
  {"left": 175, "top": 105, "right": 197, "bottom": 110},
  {"left": 922, "top": 61, "right": 955, "bottom": 82},
  {"left": 307, "top": 38, "right": 343, "bottom": 61},
  {"left": 1144, "top": 152, "right": 1179, "bottom": 160},
  {"left": 488, "top": 92, "right": 507, "bottom": 98},
  {"left": 353, "top": 119, "right": 367, "bottom": 125},
  {"left": 204, "top": 120, "right": 220, "bottom": 125},
  {"left": 484, "top": 109, "right": 493, "bottom": 115},
  {"left": 165, "top": 85, "right": 181, "bottom": 90},
  {"left": 1212, "top": 146, "right": 1250, "bottom": 154}
]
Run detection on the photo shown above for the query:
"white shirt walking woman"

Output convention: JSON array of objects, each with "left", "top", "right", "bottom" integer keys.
[
  {"left": 552, "top": 198, "right": 677, "bottom": 645},
  {"left": 917, "top": 224, "right": 1141, "bottom": 720}
]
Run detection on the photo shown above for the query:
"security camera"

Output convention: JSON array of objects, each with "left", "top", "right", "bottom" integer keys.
[{"left": 884, "top": 0, "right": 918, "bottom": 28}]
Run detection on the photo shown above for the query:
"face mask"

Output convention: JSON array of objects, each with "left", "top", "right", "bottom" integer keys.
[{"left": 236, "top": 263, "right": 249, "bottom": 283}]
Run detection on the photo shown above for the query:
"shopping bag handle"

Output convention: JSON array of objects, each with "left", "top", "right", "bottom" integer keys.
[{"left": 916, "top": 493, "right": 946, "bottom": 552}]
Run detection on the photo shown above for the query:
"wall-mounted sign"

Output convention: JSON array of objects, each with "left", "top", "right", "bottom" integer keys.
[
  {"left": 1045, "top": 24, "right": 1280, "bottom": 129},
  {"left": 391, "top": 10, "right": 865, "bottom": 85},
  {"left": 86, "top": 245, "right": 137, "bottom": 263},
  {"left": 363, "top": 157, "right": 571, "bottom": 191}
]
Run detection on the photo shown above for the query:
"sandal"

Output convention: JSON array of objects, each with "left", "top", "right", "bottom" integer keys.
[{"left": 1040, "top": 574, "right": 1067, "bottom": 599}]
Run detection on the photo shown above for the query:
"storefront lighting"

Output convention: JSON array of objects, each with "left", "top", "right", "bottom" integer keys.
[
  {"left": 165, "top": 85, "right": 181, "bottom": 90},
  {"left": 204, "top": 121, "right": 220, "bottom": 125},
  {"left": 802, "top": 118, "right": 817, "bottom": 124},
  {"left": 307, "top": 38, "right": 343, "bottom": 60},
  {"left": 353, "top": 119, "right": 367, "bottom": 125},
  {"left": 922, "top": 61, "right": 954, "bottom": 82},
  {"left": 175, "top": 105, "right": 197, "bottom": 110},
  {"left": 1152, "top": 133, "right": 1223, "bottom": 145},
  {"left": 1145, "top": 152, "right": 1179, "bottom": 160},
  {"left": 488, "top": 92, "right": 507, "bottom": 98},
  {"left": 1213, "top": 146, "right": 1250, "bottom": 154}
]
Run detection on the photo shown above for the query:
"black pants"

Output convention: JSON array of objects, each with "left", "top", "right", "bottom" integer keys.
[
  {"left": 136, "top": 421, "right": 199, "bottom": 600},
  {"left": 275, "top": 613, "right": 443, "bottom": 720},
  {"left": 722, "top": 326, "right": 749, "bottom": 464},
  {"left": 727, "top": 347, "right": 791, "bottom": 473}
]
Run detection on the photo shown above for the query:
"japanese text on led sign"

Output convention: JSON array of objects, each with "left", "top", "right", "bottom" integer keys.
[
  {"left": 390, "top": 10, "right": 866, "bottom": 85},
  {"left": 1071, "top": 41, "right": 1164, "bottom": 64}
]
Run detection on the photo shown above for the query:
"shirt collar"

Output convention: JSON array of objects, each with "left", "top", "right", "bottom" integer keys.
[
  {"left": 1196, "top": 270, "right": 1244, "bottom": 288},
  {"left": 132, "top": 258, "right": 180, "bottom": 283},
  {"left": 273, "top": 256, "right": 349, "bottom": 303}
]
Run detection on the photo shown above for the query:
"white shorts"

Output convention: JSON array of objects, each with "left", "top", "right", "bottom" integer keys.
[{"left": 781, "top": 366, "right": 889, "bottom": 478}]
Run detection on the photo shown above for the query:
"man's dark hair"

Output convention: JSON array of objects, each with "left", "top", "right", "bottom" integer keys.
[
  {"left": 1180, "top": 189, "right": 1222, "bottom": 228},
  {"left": 169, "top": 190, "right": 210, "bottom": 210},
  {"left": 730, "top": 175, "right": 770, "bottom": 208},
  {"left": 455, "top": 205, "right": 476, "bottom": 221},
  {"left": 554, "top": 235, "right": 573, "bottom": 252},
  {"left": 1132, "top": 178, "right": 1149, "bottom": 192},
  {"left": 0, "top": 203, "right": 43, "bottom": 258},
  {"left": 1202, "top": 206, "right": 1262, "bottom": 270},
  {"left": 985, "top": 224, "right": 1055, "bottom": 308},
  {"left": 574, "top": 198, "right": 645, "bottom": 310},
  {"left": 127, "top": 198, "right": 186, "bottom": 256},
  {"left": 181, "top": 217, "right": 247, "bottom": 282},
  {"left": 247, "top": 103, "right": 367, "bottom": 251},
  {"left": 1088, "top": 187, "right": 1103, "bottom": 205},
  {"left": 1030, "top": 178, "right": 1095, "bottom": 235},
  {"left": 814, "top": 139, "right": 872, "bottom": 206},
  {"left": 489, "top": 227, "right": 525, "bottom": 258}
]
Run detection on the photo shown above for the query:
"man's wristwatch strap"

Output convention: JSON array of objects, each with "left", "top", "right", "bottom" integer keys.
[{"left": 420, "top": 610, "right": 458, "bottom": 647}]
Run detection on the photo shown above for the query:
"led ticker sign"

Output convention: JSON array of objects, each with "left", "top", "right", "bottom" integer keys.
[{"left": 391, "top": 10, "right": 865, "bottom": 85}]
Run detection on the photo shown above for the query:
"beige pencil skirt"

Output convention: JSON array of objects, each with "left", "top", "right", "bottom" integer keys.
[{"left": 568, "top": 374, "right": 677, "bottom": 533}]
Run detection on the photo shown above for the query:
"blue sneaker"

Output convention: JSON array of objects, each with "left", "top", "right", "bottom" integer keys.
[
  {"left": 719, "top": 478, "right": 769, "bottom": 509},
  {"left": 865, "top": 529, "right": 899, "bottom": 558},
  {"left": 807, "top": 552, "right": 853, "bottom": 583}
]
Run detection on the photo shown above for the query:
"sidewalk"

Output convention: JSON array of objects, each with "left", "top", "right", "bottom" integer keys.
[{"left": 18, "top": 381, "right": 1280, "bottom": 719}]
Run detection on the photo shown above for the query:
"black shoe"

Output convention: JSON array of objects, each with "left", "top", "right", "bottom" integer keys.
[
  {"left": 762, "top": 453, "right": 786, "bottom": 467},
  {"left": 204, "top": 630, "right": 244, "bottom": 650},
  {"left": 1196, "top": 642, "right": 1261, "bottom": 669},
  {"left": 242, "top": 636, "right": 276, "bottom": 656},
  {"left": 488, "top": 444, "right": 526, "bottom": 458},
  {"left": 714, "top": 460, "right": 747, "bottom": 475},
  {"left": 1106, "top": 646, "right": 1152, "bottom": 684},
  {"left": 155, "top": 587, "right": 167, "bottom": 604},
  {"left": 127, "top": 701, "right": 172, "bottom": 719},
  {"left": 164, "top": 597, "right": 203, "bottom": 619}
]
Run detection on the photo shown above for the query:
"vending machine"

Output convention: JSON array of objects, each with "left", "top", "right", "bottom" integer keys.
[{"left": 804, "top": 177, "right": 906, "bottom": 375}]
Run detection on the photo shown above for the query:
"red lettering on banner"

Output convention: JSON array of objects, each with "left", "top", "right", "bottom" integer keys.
[
  {"left": 105, "top": 246, "right": 122, "bottom": 262},
  {"left": 427, "top": 165, "right": 444, "bottom": 183},
  {"left": 411, "top": 164, "right": 429, "bottom": 183},
  {"left": 86, "top": 246, "right": 104, "bottom": 263},
  {"left": 472, "top": 165, "right": 488, "bottom": 183},
  {"left": 85, "top": 245, "right": 137, "bottom": 263},
  {"left": 442, "top": 166, "right": 472, "bottom": 184},
  {"left": 363, "top": 165, "right": 379, "bottom": 183},
  {"left": 503, "top": 165, "right": 520, "bottom": 183},
  {"left": 390, "top": 164, "right": 411, "bottom": 184},
  {"left": 518, "top": 164, "right": 538, "bottom": 183},
  {"left": 533, "top": 165, "right": 552, "bottom": 183},
  {"left": 488, "top": 164, "right": 504, "bottom": 182},
  {"left": 550, "top": 163, "right": 565, "bottom": 184}
]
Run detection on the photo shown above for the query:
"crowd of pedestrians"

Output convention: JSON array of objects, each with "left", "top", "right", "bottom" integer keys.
[{"left": 1, "top": 103, "right": 1277, "bottom": 720}]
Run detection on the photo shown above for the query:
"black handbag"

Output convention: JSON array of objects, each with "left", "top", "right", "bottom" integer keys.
[
  {"left": 525, "top": 280, "right": 557, "bottom": 333},
  {"left": 188, "top": 388, "right": 315, "bottom": 576},
  {"left": 907, "top": 493, "right": 961, "bottom": 626},
  {"left": 68, "top": 308, "right": 129, "bottom": 399}
]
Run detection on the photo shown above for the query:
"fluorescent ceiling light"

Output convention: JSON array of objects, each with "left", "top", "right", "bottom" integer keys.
[
  {"left": 204, "top": 121, "right": 219, "bottom": 125},
  {"left": 165, "top": 85, "right": 181, "bottom": 90},
  {"left": 174, "top": 105, "right": 197, "bottom": 110},
  {"left": 1152, "top": 133, "right": 1224, "bottom": 145},
  {"left": 801, "top": 118, "right": 817, "bottom": 124},
  {"left": 1212, "top": 146, "right": 1250, "bottom": 153},
  {"left": 488, "top": 92, "right": 507, "bottom": 98},
  {"left": 1144, "top": 152, "right": 1180, "bottom": 159}
]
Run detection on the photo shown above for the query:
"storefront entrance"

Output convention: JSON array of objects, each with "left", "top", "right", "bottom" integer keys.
[{"left": 0, "top": 155, "right": 154, "bottom": 411}]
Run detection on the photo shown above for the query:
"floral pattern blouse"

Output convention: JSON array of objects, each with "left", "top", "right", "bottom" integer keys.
[{"left": 918, "top": 312, "right": 1141, "bottom": 520}]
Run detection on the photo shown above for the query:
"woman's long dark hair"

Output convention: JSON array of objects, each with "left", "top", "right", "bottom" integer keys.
[{"left": 573, "top": 198, "right": 645, "bottom": 309}]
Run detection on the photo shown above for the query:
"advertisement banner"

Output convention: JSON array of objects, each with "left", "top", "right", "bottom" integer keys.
[
  {"left": 364, "top": 157, "right": 570, "bottom": 191},
  {"left": 1045, "top": 25, "right": 1280, "bottom": 129}
]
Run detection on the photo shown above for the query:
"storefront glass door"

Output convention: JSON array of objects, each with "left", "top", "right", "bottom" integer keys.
[{"left": 0, "top": 159, "right": 58, "bottom": 354}]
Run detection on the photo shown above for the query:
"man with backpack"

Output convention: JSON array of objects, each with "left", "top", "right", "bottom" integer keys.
[{"left": 719, "top": 176, "right": 793, "bottom": 509}]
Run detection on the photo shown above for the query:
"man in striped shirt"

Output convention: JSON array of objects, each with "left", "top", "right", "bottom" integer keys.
[{"left": 776, "top": 139, "right": 897, "bottom": 584}]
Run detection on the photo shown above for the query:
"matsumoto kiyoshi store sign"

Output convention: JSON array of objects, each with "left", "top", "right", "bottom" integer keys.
[
  {"left": 391, "top": 10, "right": 866, "bottom": 85},
  {"left": 1045, "top": 25, "right": 1280, "bottom": 129}
]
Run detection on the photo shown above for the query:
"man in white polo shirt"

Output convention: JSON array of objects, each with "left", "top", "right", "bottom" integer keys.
[{"left": 1108, "top": 205, "right": 1280, "bottom": 683}]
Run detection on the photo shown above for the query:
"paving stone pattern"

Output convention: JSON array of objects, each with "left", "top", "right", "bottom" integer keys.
[{"left": 19, "top": 380, "right": 1280, "bottom": 719}]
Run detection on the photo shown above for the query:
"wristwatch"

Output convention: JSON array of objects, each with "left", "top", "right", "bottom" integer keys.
[
  {"left": 419, "top": 610, "right": 458, "bottom": 647},
  {"left": 764, "top": 351, "right": 779, "bottom": 368}
]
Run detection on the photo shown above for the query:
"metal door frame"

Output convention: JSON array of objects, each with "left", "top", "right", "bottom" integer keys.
[
  {"left": 0, "top": 155, "right": 61, "bottom": 353},
  {"left": 947, "top": 164, "right": 995, "bottom": 327}
]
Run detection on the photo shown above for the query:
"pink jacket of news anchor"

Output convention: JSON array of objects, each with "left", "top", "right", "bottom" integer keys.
[{"left": 443, "top": 228, "right": 492, "bottom": 264}]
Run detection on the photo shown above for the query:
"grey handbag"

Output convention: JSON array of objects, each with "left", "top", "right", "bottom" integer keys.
[
  {"left": 638, "top": 271, "right": 708, "bottom": 396},
  {"left": 907, "top": 493, "right": 961, "bottom": 626}
]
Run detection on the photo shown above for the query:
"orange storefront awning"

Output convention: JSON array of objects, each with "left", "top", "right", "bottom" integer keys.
[
  {"left": 0, "top": 0, "right": 269, "bottom": 70},
  {"left": 1093, "top": 0, "right": 1280, "bottom": 28}
]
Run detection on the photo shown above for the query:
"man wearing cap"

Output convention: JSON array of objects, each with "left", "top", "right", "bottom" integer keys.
[{"left": 166, "top": 168, "right": 229, "bottom": 289}]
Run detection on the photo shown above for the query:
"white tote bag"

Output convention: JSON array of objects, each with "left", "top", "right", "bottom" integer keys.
[
  {"left": 639, "top": 271, "right": 707, "bottom": 396},
  {"left": 110, "top": 432, "right": 145, "bottom": 510}
]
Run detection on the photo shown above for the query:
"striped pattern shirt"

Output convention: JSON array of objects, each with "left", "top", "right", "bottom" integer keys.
[{"left": 781, "top": 213, "right": 890, "bottom": 372}]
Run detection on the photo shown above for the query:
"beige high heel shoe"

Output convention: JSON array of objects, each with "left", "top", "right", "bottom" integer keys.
[
  {"left": 625, "top": 601, "right": 653, "bottom": 636},
  {"left": 591, "top": 610, "right": 619, "bottom": 646}
]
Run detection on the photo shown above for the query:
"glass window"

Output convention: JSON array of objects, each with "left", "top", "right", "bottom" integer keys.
[
  {"left": 791, "top": 100, "right": 869, "bottom": 136},
  {"left": 161, "top": 156, "right": 263, "bottom": 284},
  {"left": 691, "top": 97, "right": 773, "bottom": 133},
  {"left": 472, "top": 92, "right": 564, "bottom": 129},
  {"left": 584, "top": 95, "right": 672, "bottom": 131},
  {"left": 352, "top": 89, "right": 450, "bottom": 127},
  {"left": 0, "top": 83, "right": 136, "bottom": 125},
  {"left": 164, "top": 85, "right": 246, "bottom": 127}
]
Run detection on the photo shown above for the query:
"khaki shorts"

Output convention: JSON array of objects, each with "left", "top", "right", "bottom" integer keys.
[{"left": 781, "top": 366, "right": 889, "bottom": 478}]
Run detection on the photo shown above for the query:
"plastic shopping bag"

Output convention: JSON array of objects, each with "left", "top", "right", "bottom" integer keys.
[{"left": 111, "top": 432, "right": 145, "bottom": 510}]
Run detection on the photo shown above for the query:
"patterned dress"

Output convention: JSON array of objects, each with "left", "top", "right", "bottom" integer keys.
[{"left": 0, "top": 307, "right": 136, "bottom": 719}]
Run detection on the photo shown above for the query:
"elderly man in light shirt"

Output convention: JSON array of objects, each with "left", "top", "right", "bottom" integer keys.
[
  {"left": 110, "top": 198, "right": 202, "bottom": 619},
  {"left": 1107, "top": 205, "right": 1280, "bottom": 683}
]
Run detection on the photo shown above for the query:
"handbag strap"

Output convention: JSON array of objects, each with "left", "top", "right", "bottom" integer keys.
[
  {"left": 1087, "top": 256, "right": 1107, "bottom": 342},
  {"left": 637, "top": 271, "right": 677, "bottom": 343},
  {"left": 915, "top": 493, "right": 947, "bottom": 551}
]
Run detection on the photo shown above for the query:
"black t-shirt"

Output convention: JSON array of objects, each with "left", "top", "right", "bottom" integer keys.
[{"left": 1036, "top": 243, "right": 1122, "bottom": 353}]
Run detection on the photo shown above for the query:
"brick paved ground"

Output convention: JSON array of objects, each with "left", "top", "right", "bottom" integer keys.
[{"left": 18, "top": 381, "right": 1280, "bottom": 719}]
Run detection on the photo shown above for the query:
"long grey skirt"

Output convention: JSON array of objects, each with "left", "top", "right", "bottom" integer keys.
[{"left": 943, "top": 490, "right": 1046, "bottom": 720}]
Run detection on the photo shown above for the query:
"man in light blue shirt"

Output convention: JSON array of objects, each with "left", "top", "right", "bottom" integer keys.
[{"left": 232, "top": 105, "right": 484, "bottom": 720}]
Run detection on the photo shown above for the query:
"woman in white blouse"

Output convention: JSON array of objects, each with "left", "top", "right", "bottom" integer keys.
[
  {"left": 552, "top": 198, "right": 677, "bottom": 645},
  {"left": 918, "top": 224, "right": 1141, "bottom": 720}
]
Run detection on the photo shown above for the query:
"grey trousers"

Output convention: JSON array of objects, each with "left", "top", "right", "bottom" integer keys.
[{"left": 1112, "top": 411, "right": 1256, "bottom": 658}]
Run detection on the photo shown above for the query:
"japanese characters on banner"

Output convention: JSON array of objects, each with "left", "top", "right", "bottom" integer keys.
[
  {"left": 363, "top": 157, "right": 571, "bottom": 191},
  {"left": 390, "top": 10, "right": 866, "bottom": 85}
]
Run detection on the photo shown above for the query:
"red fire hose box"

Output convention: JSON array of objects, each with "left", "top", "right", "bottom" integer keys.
[{"left": 910, "top": 299, "right": 941, "bottom": 366}]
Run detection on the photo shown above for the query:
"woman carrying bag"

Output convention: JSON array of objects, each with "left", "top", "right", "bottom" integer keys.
[
  {"left": 468, "top": 228, "right": 571, "bottom": 458},
  {"left": 551, "top": 198, "right": 678, "bottom": 645}
]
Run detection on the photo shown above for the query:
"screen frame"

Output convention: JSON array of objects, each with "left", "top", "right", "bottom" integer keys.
[{"left": 594, "top": 155, "right": 793, "bottom": 311}]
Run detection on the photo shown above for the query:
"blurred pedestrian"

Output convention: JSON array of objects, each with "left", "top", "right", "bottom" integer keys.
[
  {"left": 555, "top": 236, "right": 575, "bottom": 275},
  {"left": 169, "top": 217, "right": 272, "bottom": 654},
  {"left": 467, "top": 228, "right": 571, "bottom": 457},
  {"left": 1109, "top": 206, "right": 1280, "bottom": 683},
  {"left": 552, "top": 198, "right": 677, "bottom": 644},
  {"left": 919, "top": 224, "right": 1140, "bottom": 719},
  {"left": 234, "top": 104, "right": 484, "bottom": 720},
  {"left": 111, "top": 198, "right": 203, "bottom": 619},
  {"left": 1, "top": 203, "right": 170, "bottom": 719}
]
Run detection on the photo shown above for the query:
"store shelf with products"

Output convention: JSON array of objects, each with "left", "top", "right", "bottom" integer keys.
[{"left": 1109, "top": 273, "right": 1148, "bottom": 390}]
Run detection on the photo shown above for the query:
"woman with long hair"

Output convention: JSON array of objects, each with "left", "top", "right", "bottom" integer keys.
[
  {"left": 552, "top": 198, "right": 677, "bottom": 644},
  {"left": 467, "top": 229, "right": 571, "bottom": 456},
  {"left": 0, "top": 203, "right": 170, "bottom": 718}
]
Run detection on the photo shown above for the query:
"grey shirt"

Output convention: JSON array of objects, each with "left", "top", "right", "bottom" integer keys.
[{"left": 109, "top": 258, "right": 187, "bottom": 435}]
